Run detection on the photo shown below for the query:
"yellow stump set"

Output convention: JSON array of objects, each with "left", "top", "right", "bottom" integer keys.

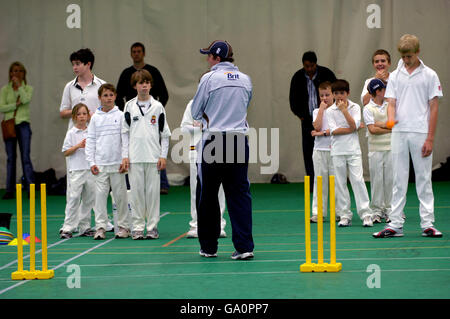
[
  {"left": 300, "top": 176, "right": 342, "bottom": 273},
  {"left": 11, "top": 184, "right": 54, "bottom": 280}
]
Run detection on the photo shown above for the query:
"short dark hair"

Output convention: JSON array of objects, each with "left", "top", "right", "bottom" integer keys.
[
  {"left": 372, "top": 49, "right": 391, "bottom": 64},
  {"left": 70, "top": 48, "right": 95, "bottom": 70},
  {"left": 331, "top": 79, "right": 350, "bottom": 93},
  {"left": 131, "top": 42, "right": 146, "bottom": 54},
  {"left": 302, "top": 51, "right": 317, "bottom": 64},
  {"left": 131, "top": 69, "right": 154, "bottom": 87},
  {"left": 98, "top": 83, "right": 117, "bottom": 97}
]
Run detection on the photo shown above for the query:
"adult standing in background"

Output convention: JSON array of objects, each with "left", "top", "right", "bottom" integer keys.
[
  {"left": 0, "top": 62, "right": 35, "bottom": 199},
  {"left": 289, "top": 51, "right": 336, "bottom": 190},
  {"left": 116, "top": 42, "right": 170, "bottom": 194}
]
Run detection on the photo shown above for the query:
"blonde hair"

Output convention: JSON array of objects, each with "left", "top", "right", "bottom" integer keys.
[
  {"left": 397, "top": 34, "right": 420, "bottom": 54},
  {"left": 8, "top": 61, "right": 27, "bottom": 84},
  {"left": 72, "top": 103, "right": 90, "bottom": 122}
]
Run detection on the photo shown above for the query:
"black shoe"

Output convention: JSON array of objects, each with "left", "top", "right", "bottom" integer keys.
[
  {"left": 160, "top": 188, "right": 169, "bottom": 195},
  {"left": 2, "top": 192, "right": 15, "bottom": 200}
]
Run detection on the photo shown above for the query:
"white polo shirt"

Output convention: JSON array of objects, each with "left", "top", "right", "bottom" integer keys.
[
  {"left": 326, "top": 99, "right": 362, "bottom": 156},
  {"left": 62, "top": 126, "right": 89, "bottom": 171},
  {"left": 385, "top": 59, "right": 443, "bottom": 133},
  {"left": 60, "top": 75, "right": 106, "bottom": 129},
  {"left": 312, "top": 108, "right": 331, "bottom": 151}
]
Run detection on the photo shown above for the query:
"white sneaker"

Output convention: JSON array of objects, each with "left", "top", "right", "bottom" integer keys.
[
  {"left": 106, "top": 220, "right": 114, "bottom": 232},
  {"left": 220, "top": 230, "right": 227, "bottom": 238},
  {"left": 372, "top": 215, "right": 382, "bottom": 224},
  {"left": 94, "top": 228, "right": 106, "bottom": 240},
  {"left": 115, "top": 227, "right": 130, "bottom": 239},
  {"left": 363, "top": 215, "right": 373, "bottom": 227},
  {"left": 422, "top": 227, "right": 443, "bottom": 237},
  {"left": 310, "top": 215, "right": 318, "bottom": 223},
  {"left": 186, "top": 228, "right": 198, "bottom": 238},
  {"left": 338, "top": 217, "right": 351, "bottom": 227}
]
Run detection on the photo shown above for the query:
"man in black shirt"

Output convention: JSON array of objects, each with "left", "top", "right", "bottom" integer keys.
[
  {"left": 116, "top": 42, "right": 169, "bottom": 110},
  {"left": 289, "top": 51, "right": 336, "bottom": 191},
  {"left": 116, "top": 42, "right": 170, "bottom": 194}
]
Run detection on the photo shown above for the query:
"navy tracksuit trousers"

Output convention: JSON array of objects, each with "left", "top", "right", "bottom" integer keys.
[{"left": 196, "top": 133, "right": 254, "bottom": 255}]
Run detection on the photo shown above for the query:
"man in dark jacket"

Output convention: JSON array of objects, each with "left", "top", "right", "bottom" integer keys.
[{"left": 289, "top": 51, "right": 336, "bottom": 190}]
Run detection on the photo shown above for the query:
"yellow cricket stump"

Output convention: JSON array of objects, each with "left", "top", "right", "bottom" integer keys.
[
  {"left": 300, "top": 176, "right": 342, "bottom": 273},
  {"left": 11, "top": 184, "right": 54, "bottom": 280}
]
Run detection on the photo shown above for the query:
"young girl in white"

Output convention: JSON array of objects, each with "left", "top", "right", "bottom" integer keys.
[{"left": 60, "top": 103, "right": 95, "bottom": 238}]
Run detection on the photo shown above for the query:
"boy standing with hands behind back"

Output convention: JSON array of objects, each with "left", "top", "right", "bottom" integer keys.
[{"left": 373, "top": 34, "right": 443, "bottom": 238}]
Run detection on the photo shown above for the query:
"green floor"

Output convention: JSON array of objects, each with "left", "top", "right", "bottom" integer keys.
[{"left": 0, "top": 182, "right": 449, "bottom": 299}]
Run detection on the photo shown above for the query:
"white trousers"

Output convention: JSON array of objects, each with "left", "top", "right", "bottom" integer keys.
[
  {"left": 389, "top": 132, "right": 435, "bottom": 229},
  {"left": 129, "top": 163, "right": 160, "bottom": 232},
  {"left": 312, "top": 150, "right": 334, "bottom": 217},
  {"left": 61, "top": 169, "right": 95, "bottom": 233},
  {"left": 93, "top": 168, "right": 129, "bottom": 231},
  {"left": 189, "top": 160, "right": 226, "bottom": 230},
  {"left": 368, "top": 150, "right": 393, "bottom": 217},
  {"left": 332, "top": 154, "right": 372, "bottom": 220}
]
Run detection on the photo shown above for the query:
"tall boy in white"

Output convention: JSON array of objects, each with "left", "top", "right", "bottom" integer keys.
[
  {"left": 85, "top": 84, "right": 130, "bottom": 240},
  {"left": 310, "top": 82, "right": 334, "bottom": 222},
  {"left": 326, "top": 79, "right": 373, "bottom": 227},
  {"left": 363, "top": 79, "right": 393, "bottom": 224},
  {"left": 181, "top": 99, "right": 227, "bottom": 238},
  {"left": 373, "top": 34, "right": 443, "bottom": 238},
  {"left": 122, "top": 70, "right": 171, "bottom": 240}
]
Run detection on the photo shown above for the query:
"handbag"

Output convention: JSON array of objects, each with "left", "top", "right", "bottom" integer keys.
[{"left": 1, "top": 109, "right": 17, "bottom": 141}]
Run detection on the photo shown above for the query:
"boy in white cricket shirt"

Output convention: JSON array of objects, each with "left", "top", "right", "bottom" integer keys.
[
  {"left": 122, "top": 70, "right": 171, "bottom": 240},
  {"left": 363, "top": 79, "right": 393, "bottom": 224},
  {"left": 310, "top": 82, "right": 334, "bottom": 223},
  {"left": 181, "top": 99, "right": 227, "bottom": 238},
  {"left": 85, "top": 84, "right": 130, "bottom": 240},
  {"left": 60, "top": 103, "right": 95, "bottom": 238},
  {"left": 327, "top": 79, "right": 373, "bottom": 227},
  {"left": 373, "top": 34, "right": 443, "bottom": 238}
]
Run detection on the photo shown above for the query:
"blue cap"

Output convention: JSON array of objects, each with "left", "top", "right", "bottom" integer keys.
[
  {"left": 200, "top": 40, "right": 233, "bottom": 59},
  {"left": 367, "top": 78, "right": 386, "bottom": 94}
]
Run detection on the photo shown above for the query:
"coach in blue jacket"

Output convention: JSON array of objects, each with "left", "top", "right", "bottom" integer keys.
[
  {"left": 289, "top": 51, "right": 336, "bottom": 190},
  {"left": 191, "top": 40, "right": 254, "bottom": 260}
]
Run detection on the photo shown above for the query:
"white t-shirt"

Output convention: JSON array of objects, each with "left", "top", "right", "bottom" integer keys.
[
  {"left": 326, "top": 99, "right": 362, "bottom": 156},
  {"left": 62, "top": 126, "right": 89, "bottom": 171},
  {"left": 385, "top": 59, "right": 443, "bottom": 133},
  {"left": 60, "top": 75, "right": 106, "bottom": 130},
  {"left": 312, "top": 108, "right": 331, "bottom": 151}
]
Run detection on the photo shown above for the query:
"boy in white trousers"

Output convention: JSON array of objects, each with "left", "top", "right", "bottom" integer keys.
[
  {"left": 327, "top": 79, "right": 373, "bottom": 227},
  {"left": 363, "top": 79, "right": 393, "bottom": 224},
  {"left": 85, "top": 84, "right": 130, "bottom": 240},
  {"left": 60, "top": 103, "right": 95, "bottom": 238},
  {"left": 122, "top": 70, "right": 171, "bottom": 240},
  {"left": 310, "top": 82, "right": 334, "bottom": 222},
  {"left": 373, "top": 34, "right": 443, "bottom": 238},
  {"left": 181, "top": 99, "right": 227, "bottom": 238}
]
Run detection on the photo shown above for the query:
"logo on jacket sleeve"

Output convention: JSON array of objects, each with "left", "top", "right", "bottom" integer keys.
[{"left": 151, "top": 115, "right": 157, "bottom": 125}]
